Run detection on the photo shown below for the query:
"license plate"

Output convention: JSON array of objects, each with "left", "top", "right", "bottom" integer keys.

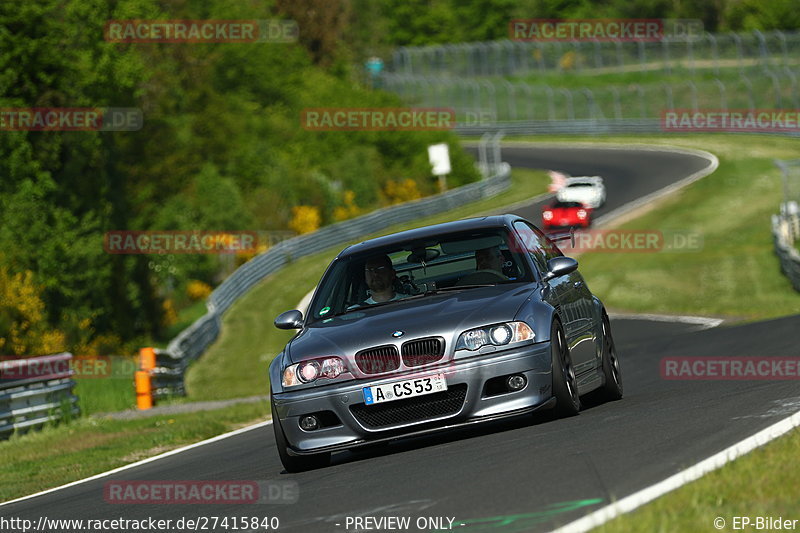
[{"left": 362, "top": 374, "right": 447, "bottom": 405}]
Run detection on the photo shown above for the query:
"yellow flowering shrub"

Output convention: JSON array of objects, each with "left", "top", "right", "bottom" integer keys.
[
  {"left": 186, "top": 280, "right": 213, "bottom": 301},
  {"left": 0, "top": 267, "right": 66, "bottom": 355},
  {"left": 559, "top": 51, "right": 577, "bottom": 71},
  {"left": 289, "top": 205, "right": 321, "bottom": 234},
  {"left": 333, "top": 190, "right": 362, "bottom": 221},
  {"left": 162, "top": 298, "right": 178, "bottom": 327},
  {"left": 383, "top": 178, "right": 421, "bottom": 205}
]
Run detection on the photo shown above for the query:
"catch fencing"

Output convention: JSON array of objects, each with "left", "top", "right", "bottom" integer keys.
[
  {"left": 383, "top": 70, "right": 800, "bottom": 127},
  {"left": 391, "top": 30, "right": 800, "bottom": 78},
  {"left": 381, "top": 30, "right": 800, "bottom": 130},
  {"left": 0, "top": 353, "right": 80, "bottom": 439}
]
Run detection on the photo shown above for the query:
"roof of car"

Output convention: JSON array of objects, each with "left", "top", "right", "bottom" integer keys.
[
  {"left": 550, "top": 201, "right": 585, "bottom": 208},
  {"left": 339, "top": 214, "right": 518, "bottom": 258},
  {"left": 565, "top": 176, "right": 603, "bottom": 184}
]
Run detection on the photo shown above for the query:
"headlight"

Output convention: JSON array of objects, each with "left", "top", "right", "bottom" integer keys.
[
  {"left": 490, "top": 324, "right": 512, "bottom": 345},
  {"left": 455, "top": 321, "right": 534, "bottom": 352},
  {"left": 282, "top": 356, "right": 346, "bottom": 387}
]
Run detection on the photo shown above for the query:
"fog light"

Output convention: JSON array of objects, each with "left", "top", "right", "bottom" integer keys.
[
  {"left": 299, "top": 415, "right": 319, "bottom": 431},
  {"left": 506, "top": 374, "right": 526, "bottom": 391}
]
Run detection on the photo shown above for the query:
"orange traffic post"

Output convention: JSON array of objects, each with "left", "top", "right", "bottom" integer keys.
[
  {"left": 135, "top": 370, "right": 153, "bottom": 410},
  {"left": 139, "top": 347, "right": 156, "bottom": 371}
]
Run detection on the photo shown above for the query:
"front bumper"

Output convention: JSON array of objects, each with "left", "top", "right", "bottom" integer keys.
[{"left": 272, "top": 341, "right": 553, "bottom": 454}]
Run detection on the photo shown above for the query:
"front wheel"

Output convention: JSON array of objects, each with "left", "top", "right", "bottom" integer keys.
[
  {"left": 271, "top": 396, "right": 331, "bottom": 473},
  {"left": 551, "top": 319, "right": 581, "bottom": 417}
]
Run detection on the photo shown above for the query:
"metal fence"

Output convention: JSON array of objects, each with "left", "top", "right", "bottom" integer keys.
[
  {"left": 391, "top": 30, "right": 800, "bottom": 77},
  {"left": 773, "top": 160, "right": 800, "bottom": 292},
  {"left": 157, "top": 149, "right": 511, "bottom": 396},
  {"left": 0, "top": 353, "right": 80, "bottom": 439},
  {"left": 382, "top": 69, "right": 800, "bottom": 126}
]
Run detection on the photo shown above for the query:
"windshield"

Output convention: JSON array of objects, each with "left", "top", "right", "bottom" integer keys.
[{"left": 308, "top": 227, "right": 533, "bottom": 322}]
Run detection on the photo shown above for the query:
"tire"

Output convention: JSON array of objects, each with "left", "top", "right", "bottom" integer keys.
[
  {"left": 270, "top": 396, "right": 331, "bottom": 473},
  {"left": 598, "top": 312, "right": 623, "bottom": 401},
  {"left": 551, "top": 319, "right": 581, "bottom": 417}
]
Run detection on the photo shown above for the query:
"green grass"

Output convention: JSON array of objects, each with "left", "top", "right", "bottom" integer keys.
[
  {"left": 0, "top": 400, "right": 268, "bottom": 503},
  {"left": 503, "top": 134, "right": 800, "bottom": 320},
  {"left": 564, "top": 137, "right": 800, "bottom": 319},
  {"left": 160, "top": 298, "right": 208, "bottom": 345},
  {"left": 496, "top": 134, "right": 799, "bottom": 532},
  {"left": 68, "top": 298, "right": 211, "bottom": 417},
  {"left": 0, "top": 167, "right": 547, "bottom": 502},
  {"left": 187, "top": 134, "right": 800, "bottom": 401},
  {"left": 74, "top": 376, "right": 136, "bottom": 416},
  {"left": 185, "top": 168, "right": 550, "bottom": 401},
  {"left": 594, "top": 427, "right": 800, "bottom": 533}
]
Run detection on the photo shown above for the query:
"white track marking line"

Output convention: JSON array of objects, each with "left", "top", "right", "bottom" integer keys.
[
  {"left": 0, "top": 420, "right": 272, "bottom": 507},
  {"left": 549, "top": 408, "right": 800, "bottom": 533},
  {"left": 608, "top": 312, "right": 724, "bottom": 330}
]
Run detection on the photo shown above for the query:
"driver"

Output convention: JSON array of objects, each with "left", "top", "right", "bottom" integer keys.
[
  {"left": 474, "top": 246, "right": 508, "bottom": 278},
  {"left": 362, "top": 254, "right": 410, "bottom": 304}
]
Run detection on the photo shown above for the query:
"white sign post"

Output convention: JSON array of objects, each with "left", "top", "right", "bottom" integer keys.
[{"left": 428, "top": 143, "right": 451, "bottom": 192}]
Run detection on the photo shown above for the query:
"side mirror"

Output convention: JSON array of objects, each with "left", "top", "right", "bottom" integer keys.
[
  {"left": 542, "top": 256, "right": 578, "bottom": 282},
  {"left": 274, "top": 309, "right": 304, "bottom": 330}
]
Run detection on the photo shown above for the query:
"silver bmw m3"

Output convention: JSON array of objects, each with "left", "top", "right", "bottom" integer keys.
[{"left": 269, "top": 214, "right": 622, "bottom": 472}]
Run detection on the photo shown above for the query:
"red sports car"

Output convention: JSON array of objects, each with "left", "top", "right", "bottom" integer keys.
[{"left": 542, "top": 201, "right": 592, "bottom": 229}]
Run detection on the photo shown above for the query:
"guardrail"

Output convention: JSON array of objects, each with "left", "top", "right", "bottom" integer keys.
[
  {"left": 0, "top": 353, "right": 80, "bottom": 439},
  {"left": 149, "top": 157, "right": 511, "bottom": 402},
  {"left": 771, "top": 212, "right": 800, "bottom": 291},
  {"left": 772, "top": 159, "right": 800, "bottom": 292}
]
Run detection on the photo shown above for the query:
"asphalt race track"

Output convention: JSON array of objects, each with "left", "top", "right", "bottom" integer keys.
[
  {"left": 473, "top": 143, "right": 714, "bottom": 223},
  {"left": 4, "top": 145, "right": 799, "bottom": 533}
]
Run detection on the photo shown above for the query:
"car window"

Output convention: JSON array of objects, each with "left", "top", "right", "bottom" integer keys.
[
  {"left": 513, "top": 221, "right": 563, "bottom": 275},
  {"left": 307, "top": 228, "right": 533, "bottom": 322}
]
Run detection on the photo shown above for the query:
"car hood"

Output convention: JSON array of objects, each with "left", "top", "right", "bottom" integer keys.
[{"left": 286, "top": 284, "right": 535, "bottom": 364}]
